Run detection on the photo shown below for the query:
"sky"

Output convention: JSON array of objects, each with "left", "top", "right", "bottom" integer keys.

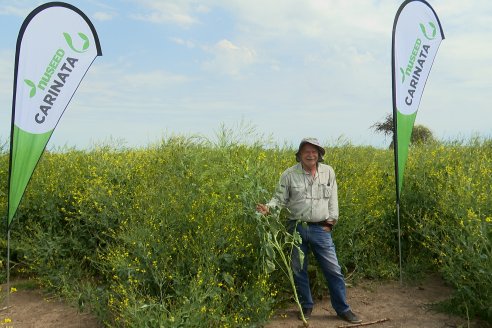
[{"left": 0, "top": 0, "right": 491, "bottom": 149}]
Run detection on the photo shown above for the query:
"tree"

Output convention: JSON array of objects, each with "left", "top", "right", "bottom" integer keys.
[{"left": 371, "top": 113, "right": 435, "bottom": 148}]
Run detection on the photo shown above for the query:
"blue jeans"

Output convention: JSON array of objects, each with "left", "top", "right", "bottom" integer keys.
[{"left": 290, "top": 221, "right": 350, "bottom": 315}]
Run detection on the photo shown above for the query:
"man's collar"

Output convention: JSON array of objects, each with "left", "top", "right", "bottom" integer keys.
[{"left": 300, "top": 163, "right": 318, "bottom": 176}]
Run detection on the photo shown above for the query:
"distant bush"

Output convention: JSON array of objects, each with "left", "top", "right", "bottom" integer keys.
[{"left": 371, "top": 113, "right": 436, "bottom": 148}]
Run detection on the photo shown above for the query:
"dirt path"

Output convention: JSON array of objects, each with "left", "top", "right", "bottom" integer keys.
[
  {"left": 0, "top": 276, "right": 488, "bottom": 328},
  {"left": 0, "top": 285, "right": 102, "bottom": 328},
  {"left": 266, "top": 276, "right": 487, "bottom": 328}
]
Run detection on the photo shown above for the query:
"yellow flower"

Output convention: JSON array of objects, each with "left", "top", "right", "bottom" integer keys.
[{"left": 9, "top": 287, "right": 17, "bottom": 293}]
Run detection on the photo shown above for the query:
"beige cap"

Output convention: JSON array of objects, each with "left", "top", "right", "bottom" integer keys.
[{"left": 295, "top": 137, "right": 325, "bottom": 162}]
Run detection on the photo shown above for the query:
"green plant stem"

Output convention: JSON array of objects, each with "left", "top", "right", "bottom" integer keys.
[{"left": 271, "top": 230, "right": 307, "bottom": 326}]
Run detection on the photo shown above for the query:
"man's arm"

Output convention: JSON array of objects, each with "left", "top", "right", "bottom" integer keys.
[{"left": 327, "top": 169, "right": 339, "bottom": 225}]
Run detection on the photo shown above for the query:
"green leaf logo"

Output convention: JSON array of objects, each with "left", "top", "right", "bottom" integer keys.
[
  {"left": 419, "top": 22, "right": 437, "bottom": 40},
  {"left": 400, "top": 67, "right": 406, "bottom": 83},
  {"left": 24, "top": 79, "right": 36, "bottom": 98},
  {"left": 63, "top": 32, "right": 90, "bottom": 53}
]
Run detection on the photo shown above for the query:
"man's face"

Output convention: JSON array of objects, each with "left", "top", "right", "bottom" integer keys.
[{"left": 300, "top": 143, "right": 319, "bottom": 169}]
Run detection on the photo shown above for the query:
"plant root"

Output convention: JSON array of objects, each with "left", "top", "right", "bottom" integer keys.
[{"left": 337, "top": 317, "right": 390, "bottom": 328}]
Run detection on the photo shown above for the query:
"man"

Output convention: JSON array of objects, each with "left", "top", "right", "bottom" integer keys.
[{"left": 256, "top": 137, "right": 361, "bottom": 324}]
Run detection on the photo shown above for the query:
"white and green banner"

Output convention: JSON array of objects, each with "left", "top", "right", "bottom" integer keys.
[
  {"left": 7, "top": 2, "right": 102, "bottom": 226},
  {"left": 392, "top": 0, "right": 444, "bottom": 200}
]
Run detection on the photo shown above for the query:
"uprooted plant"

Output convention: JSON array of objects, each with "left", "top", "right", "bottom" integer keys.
[{"left": 254, "top": 206, "right": 309, "bottom": 327}]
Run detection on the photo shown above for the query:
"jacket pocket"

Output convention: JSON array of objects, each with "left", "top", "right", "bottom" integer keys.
[
  {"left": 290, "top": 185, "right": 306, "bottom": 200},
  {"left": 322, "top": 184, "right": 331, "bottom": 198}
]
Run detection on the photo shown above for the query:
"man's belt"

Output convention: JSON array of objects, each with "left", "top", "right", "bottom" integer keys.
[{"left": 307, "top": 220, "right": 333, "bottom": 230}]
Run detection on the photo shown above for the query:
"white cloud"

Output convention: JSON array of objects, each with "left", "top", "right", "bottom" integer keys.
[
  {"left": 132, "top": 1, "right": 197, "bottom": 28},
  {"left": 218, "top": 0, "right": 394, "bottom": 41},
  {"left": 195, "top": 4, "right": 210, "bottom": 14},
  {"left": 0, "top": 51, "right": 14, "bottom": 142},
  {"left": 170, "top": 37, "right": 195, "bottom": 48},
  {"left": 0, "top": 4, "right": 31, "bottom": 17},
  {"left": 93, "top": 11, "right": 114, "bottom": 21},
  {"left": 194, "top": 0, "right": 395, "bottom": 81},
  {"left": 75, "top": 60, "right": 194, "bottom": 110},
  {"left": 122, "top": 70, "right": 192, "bottom": 89},
  {"left": 202, "top": 39, "right": 257, "bottom": 77},
  {"left": 0, "top": 50, "right": 13, "bottom": 91}
]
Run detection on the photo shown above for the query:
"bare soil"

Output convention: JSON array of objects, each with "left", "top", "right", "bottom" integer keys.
[
  {"left": 0, "top": 276, "right": 488, "bottom": 328},
  {"left": 0, "top": 284, "right": 103, "bottom": 328},
  {"left": 266, "top": 276, "right": 489, "bottom": 328}
]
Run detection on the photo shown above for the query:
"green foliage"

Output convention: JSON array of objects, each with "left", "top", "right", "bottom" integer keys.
[
  {"left": 402, "top": 140, "right": 492, "bottom": 322},
  {"left": 0, "top": 133, "right": 491, "bottom": 325},
  {"left": 330, "top": 146, "right": 398, "bottom": 279}
]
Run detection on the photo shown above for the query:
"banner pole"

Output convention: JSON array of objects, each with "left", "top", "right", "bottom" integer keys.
[
  {"left": 396, "top": 201, "right": 402, "bottom": 285},
  {"left": 391, "top": 3, "right": 400, "bottom": 287},
  {"left": 6, "top": 228, "right": 10, "bottom": 307},
  {"left": 392, "top": 69, "right": 403, "bottom": 286}
]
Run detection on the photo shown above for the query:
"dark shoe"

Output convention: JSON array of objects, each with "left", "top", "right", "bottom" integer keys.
[
  {"left": 338, "top": 309, "right": 362, "bottom": 324},
  {"left": 297, "top": 307, "right": 312, "bottom": 321}
]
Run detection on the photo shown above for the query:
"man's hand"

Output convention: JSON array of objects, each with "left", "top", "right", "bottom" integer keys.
[{"left": 256, "top": 204, "right": 269, "bottom": 215}]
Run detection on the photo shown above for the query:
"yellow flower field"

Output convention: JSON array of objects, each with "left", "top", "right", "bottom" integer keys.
[{"left": 0, "top": 135, "right": 490, "bottom": 326}]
